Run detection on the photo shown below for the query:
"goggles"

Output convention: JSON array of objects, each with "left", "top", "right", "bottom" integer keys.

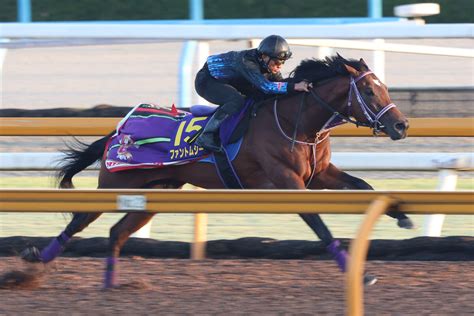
[
  {"left": 271, "top": 58, "right": 286, "bottom": 66},
  {"left": 273, "top": 51, "right": 292, "bottom": 60}
]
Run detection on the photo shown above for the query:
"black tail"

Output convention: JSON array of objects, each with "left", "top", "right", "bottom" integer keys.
[{"left": 56, "top": 132, "right": 114, "bottom": 188}]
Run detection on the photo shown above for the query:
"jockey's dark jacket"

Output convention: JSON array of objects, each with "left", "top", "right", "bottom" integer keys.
[{"left": 204, "top": 48, "right": 295, "bottom": 97}]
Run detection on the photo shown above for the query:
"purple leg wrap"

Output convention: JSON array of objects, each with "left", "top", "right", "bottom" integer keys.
[
  {"left": 327, "top": 240, "right": 348, "bottom": 272},
  {"left": 104, "top": 257, "right": 117, "bottom": 288},
  {"left": 40, "top": 231, "right": 70, "bottom": 263}
]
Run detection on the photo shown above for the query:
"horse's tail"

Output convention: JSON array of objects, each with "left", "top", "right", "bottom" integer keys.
[{"left": 57, "top": 131, "right": 114, "bottom": 188}]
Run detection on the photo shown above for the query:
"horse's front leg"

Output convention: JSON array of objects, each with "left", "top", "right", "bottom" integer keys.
[
  {"left": 298, "top": 213, "right": 350, "bottom": 272},
  {"left": 266, "top": 164, "right": 350, "bottom": 274},
  {"left": 256, "top": 162, "right": 369, "bottom": 280},
  {"left": 303, "top": 163, "right": 411, "bottom": 285},
  {"left": 312, "top": 163, "right": 414, "bottom": 229}
]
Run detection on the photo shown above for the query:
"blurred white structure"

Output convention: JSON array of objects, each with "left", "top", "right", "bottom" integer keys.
[{"left": 394, "top": 3, "right": 441, "bottom": 23}]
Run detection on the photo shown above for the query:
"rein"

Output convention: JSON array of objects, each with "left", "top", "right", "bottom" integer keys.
[
  {"left": 290, "top": 92, "right": 306, "bottom": 152},
  {"left": 273, "top": 98, "right": 329, "bottom": 147}
]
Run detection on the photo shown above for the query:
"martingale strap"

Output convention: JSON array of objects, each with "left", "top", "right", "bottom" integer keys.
[{"left": 273, "top": 97, "right": 330, "bottom": 188}]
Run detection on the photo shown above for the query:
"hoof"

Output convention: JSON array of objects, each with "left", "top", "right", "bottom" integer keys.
[
  {"left": 363, "top": 274, "right": 377, "bottom": 286},
  {"left": 397, "top": 218, "right": 415, "bottom": 230},
  {"left": 20, "top": 247, "right": 42, "bottom": 263}
]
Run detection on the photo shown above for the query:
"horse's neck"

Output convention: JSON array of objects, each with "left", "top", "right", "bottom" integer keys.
[
  {"left": 307, "top": 78, "right": 351, "bottom": 132},
  {"left": 273, "top": 82, "right": 348, "bottom": 141}
]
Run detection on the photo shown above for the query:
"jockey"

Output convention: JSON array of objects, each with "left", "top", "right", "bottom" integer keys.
[{"left": 194, "top": 34, "right": 312, "bottom": 152}]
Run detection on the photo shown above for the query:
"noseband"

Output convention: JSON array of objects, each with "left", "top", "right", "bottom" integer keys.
[
  {"left": 348, "top": 71, "right": 396, "bottom": 134},
  {"left": 309, "top": 71, "right": 397, "bottom": 135}
]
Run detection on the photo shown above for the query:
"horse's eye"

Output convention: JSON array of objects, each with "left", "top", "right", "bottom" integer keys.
[{"left": 365, "top": 88, "right": 375, "bottom": 96}]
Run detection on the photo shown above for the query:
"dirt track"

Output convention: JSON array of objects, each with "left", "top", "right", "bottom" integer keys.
[{"left": 0, "top": 258, "right": 472, "bottom": 315}]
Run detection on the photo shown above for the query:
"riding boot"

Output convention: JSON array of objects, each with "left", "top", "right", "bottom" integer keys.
[{"left": 195, "top": 111, "right": 229, "bottom": 152}]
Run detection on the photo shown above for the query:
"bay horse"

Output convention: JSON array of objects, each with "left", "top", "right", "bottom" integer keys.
[{"left": 22, "top": 55, "right": 412, "bottom": 288}]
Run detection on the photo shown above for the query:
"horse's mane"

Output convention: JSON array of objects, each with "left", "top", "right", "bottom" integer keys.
[{"left": 289, "top": 54, "right": 368, "bottom": 83}]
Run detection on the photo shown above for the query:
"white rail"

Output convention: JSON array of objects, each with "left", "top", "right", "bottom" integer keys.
[
  {"left": 1, "top": 152, "right": 473, "bottom": 171},
  {"left": 0, "top": 146, "right": 471, "bottom": 241},
  {"left": 2, "top": 22, "right": 473, "bottom": 107},
  {"left": 287, "top": 39, "right": 474, "bottom": 58},
  {"left": 1, "top": 22, "right": 473, "bottom": 39},
  {"left": 2, "top": 151, "right": 472, "bottom": 239}
]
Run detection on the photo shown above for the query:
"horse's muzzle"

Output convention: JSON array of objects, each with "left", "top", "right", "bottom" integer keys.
[{"left": 389, "top": 119, "right": 409, "bottom": 140}]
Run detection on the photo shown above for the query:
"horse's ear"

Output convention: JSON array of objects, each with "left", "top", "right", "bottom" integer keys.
[
  {"left": 359, "top": 58, "right": 370, "bottom": 71},
  {"left": 336, "top": 52, "right": 347, "bottom": 63},
  {"left": 343, "top": 64, "right": 359, "bottom": 77}
]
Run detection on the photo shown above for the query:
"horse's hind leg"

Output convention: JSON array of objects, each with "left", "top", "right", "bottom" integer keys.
[
  {"left": 22, "top": 212, "right": 103, "bottom": 263},
  {"left": 104, "top": 212, "right": 155, "bottom": 288},
  {"left": 103, "top": 180, "right": 184, "bottom": 289}
]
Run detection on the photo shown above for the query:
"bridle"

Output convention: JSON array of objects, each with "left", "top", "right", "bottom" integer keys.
[
  {"left": 273, "top": 70, "right": 397, "bottom": 186},
  {"left": 309, "top": 71, "right": 397, "bottom": 135}
]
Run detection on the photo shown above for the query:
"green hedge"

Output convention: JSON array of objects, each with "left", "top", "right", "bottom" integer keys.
[{"left": 1, "top": 0, "right": 472, "bottom": 23}]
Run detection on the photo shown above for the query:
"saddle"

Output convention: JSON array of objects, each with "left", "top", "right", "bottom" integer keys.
[
  {"left": 189, "top": 99, "right": 256, "bottom": 145},
  {"left": 104, "top": 101, "right": 257, "bottom": 173}
]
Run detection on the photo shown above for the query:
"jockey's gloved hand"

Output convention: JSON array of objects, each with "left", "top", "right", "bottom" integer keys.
[{"left": 294, "top": 80, "right": 313, "bottom": 92}]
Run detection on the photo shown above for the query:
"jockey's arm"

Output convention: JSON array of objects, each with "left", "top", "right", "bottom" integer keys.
[
  {"left": 240, "top": 59, "right": 295, "bottom": 95},
  {"left": 272, "top": 72, "right": 313, "bottom": 92},
  {"left": 241, "top": 60, "right": 311, "bottom": 94}
]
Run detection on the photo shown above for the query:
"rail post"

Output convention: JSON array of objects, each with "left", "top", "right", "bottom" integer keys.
[
  {"left": 17, "top": 0, "right": 32, "bottom": 23},
  {"left": 0, "top": 42, "right": 7, "bottom": 107},
  {"left": 191, "top": 186, "right": 208, "bottom": 260},
  {"left": 346, "top": 195, "right": 395, "bottom": 316},
  {"left": 423, "top": 169, "right": 457, "bottom": 236},
  {"left": 191, "top": 213, "right": 208, "bottom": 260},
  {"left": 423, "top": 154, "right": 473, "bottom": 236}
]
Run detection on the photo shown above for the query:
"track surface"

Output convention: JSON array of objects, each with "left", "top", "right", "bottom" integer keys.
[{"left": 0, "top": 258, "right": 472, "bottom": 315}]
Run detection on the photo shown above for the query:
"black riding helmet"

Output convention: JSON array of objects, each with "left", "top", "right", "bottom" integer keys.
[{"left": 257, "top": 35, "right": 292, "bottom": 60}]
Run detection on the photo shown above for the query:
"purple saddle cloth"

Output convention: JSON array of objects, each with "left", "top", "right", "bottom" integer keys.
[{"left": 104, "top": 102, "right": 250, "bottom": 172}]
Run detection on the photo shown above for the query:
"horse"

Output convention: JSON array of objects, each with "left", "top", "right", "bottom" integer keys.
[{"left": 21, "top": 55, "right": 412, "bottom": 288}]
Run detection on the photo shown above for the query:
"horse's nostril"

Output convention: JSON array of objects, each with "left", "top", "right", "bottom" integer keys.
[{"left": 394, "top": 122, "right": 407, "bottom": 132}]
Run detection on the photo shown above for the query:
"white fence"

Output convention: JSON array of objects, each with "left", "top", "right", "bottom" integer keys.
[
  {"left": 1, "top": 152, "right": 473, "bottom": 172},
  {"left": 2, "top": 22, "right": 473, "bottom": 39},
  {"left": 1, "top": 151, "right": 472, "bottom": 238}
]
